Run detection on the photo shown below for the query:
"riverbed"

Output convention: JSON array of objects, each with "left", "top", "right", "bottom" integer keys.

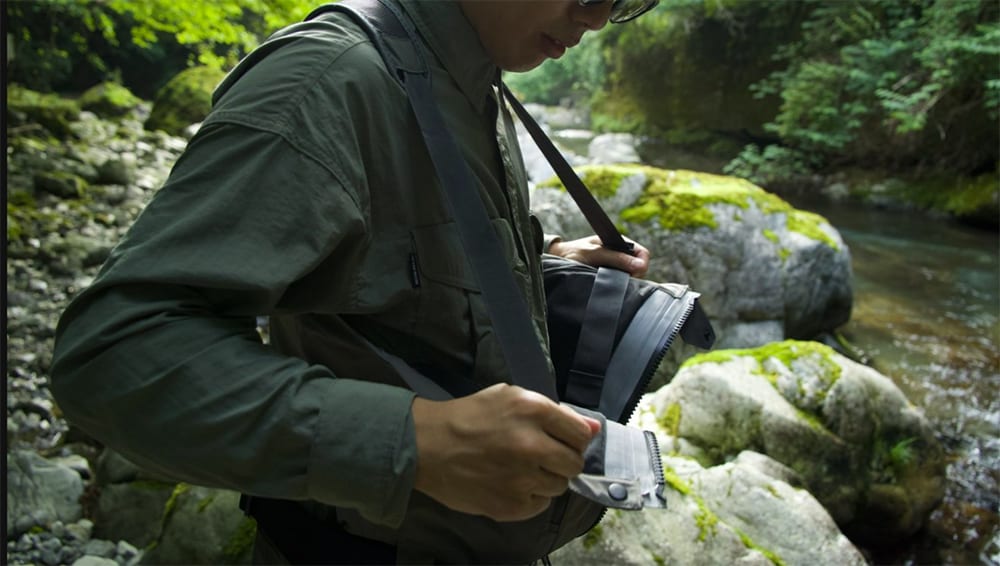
[{"left": 785, "top": 194, "right": 999, "bottom": 565}]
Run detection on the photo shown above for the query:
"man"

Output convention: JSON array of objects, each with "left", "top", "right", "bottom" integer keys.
[{"left": 50, "top": 0, "right": 656, "bottom": 563}]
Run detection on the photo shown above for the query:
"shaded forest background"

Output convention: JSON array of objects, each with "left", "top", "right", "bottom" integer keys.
[{"left": 7, "top": 0, "right": 1000, "bottom": 208}]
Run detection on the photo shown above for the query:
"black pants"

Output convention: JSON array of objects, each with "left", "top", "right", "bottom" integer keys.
[{"left": 245, "top": 497, "right": 398, "bottom": 565}]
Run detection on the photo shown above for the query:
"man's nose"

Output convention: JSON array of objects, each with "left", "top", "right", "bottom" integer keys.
[{"left": 572, "top": 0, "right": 614, "bottom": 31}]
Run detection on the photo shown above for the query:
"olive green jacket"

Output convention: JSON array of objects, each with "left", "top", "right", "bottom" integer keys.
[{"left": 50, "top": 1, "right": 591, "bottom": 562}]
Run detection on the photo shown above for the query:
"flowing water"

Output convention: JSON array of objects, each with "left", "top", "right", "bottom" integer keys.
[{"left": 785, "top": 194, "right": 999, "bottom": 565}]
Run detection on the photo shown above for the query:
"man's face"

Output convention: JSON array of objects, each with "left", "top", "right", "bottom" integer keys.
[{"left": 459, "top": 1, "right": 614, "bottom": 72}]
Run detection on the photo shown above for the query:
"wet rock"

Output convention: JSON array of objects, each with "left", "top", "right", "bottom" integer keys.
[
  {"left": 6, "top": 450, "right": 85, "bottom": 537},
  {"left": 145, "top": 66, "right": 226, "bottom": 136},
  {"left": 588, "top": 133, "right": 641, "bottom": 165},
  {"left": 644, "top": 340, "right": 947, "bottom": 541},
  {"left": 34, "top": 171, "right": 87, "bottom": 199},
  {"left": 96, "top": 158, "right": 136, "bottom": 186},
  {"left": 78, "top": 82, "right": 143, "bottom": 119}
]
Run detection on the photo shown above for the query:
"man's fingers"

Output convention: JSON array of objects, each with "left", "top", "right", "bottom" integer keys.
[
  {"left": 531, "top": 468, "right": 572, "bottom": 497},
  {"left": 537, "top": 439, "right": 586, "bottom": 479},
  {"left": 540, "top": 402, "right": 598, "bottom": 453}
]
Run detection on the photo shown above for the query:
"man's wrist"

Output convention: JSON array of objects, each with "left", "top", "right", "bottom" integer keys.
[{"left": 543, "top": 234, "right": 563, "bottom": 254}]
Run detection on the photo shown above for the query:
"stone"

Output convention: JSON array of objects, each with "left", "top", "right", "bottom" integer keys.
[
  {"left": 82, "top": 539, "right": 117, "bottom": 559},
  {"left": 530, "top": 165, "right": 853, "bottom": 377},
  {"left": 643, "top": 340, "right": 947, "bottom": 540},
  {"left": 551, "top": 451, "right": 865, "bottom": 566},
  {"left": 6, "top": 450, "right": 84, "bottom": 537},
  {"left": 92, "top": 481, "right": 174, "bottom": 549},
  {"left": 72, "top": 557, "right": 119, "bottom": 566},
  {"left": 78, "top": 82, "right": 142, "bottom": 119},
  {"left": 588, "top": 133, "right": 641, "bottom": 165},
  {"left": 145, "top": 66, "right": 226, "bottom": 136},
  {"left": 141, "top": 486, "right": 255, "bottom": 565},
  {"left": 34, "top": 171, "right": 87, "bottom": 199}
]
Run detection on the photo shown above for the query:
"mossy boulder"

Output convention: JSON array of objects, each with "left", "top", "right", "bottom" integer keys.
[
  {"left": 141, "top": 485, "right": 254, "bottom": 565},
  {"left": 638, "top": 340, "right": 947, "bottom": 542},
  {"left": 531, "top": 165, "right": 853, "bottom": 379},
  {"left": 145, "top": 66, "right": 225, "bottom": 136},
  {"left": 78, "top": 82, "right": 143, "bottom": 119},
  {"left": 7, "top": 84, "right": 81, "bottom": 138},
  {"left": 34, "top": 171, "right": 88, "bottom": 199},
  {"left": 551, "top": 451, "right": 865, "bottom": 566}
]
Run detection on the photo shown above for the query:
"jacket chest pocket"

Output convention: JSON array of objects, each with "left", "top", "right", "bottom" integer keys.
[{"left": 410, "top": 220, "right": 531, "bottom": 389}]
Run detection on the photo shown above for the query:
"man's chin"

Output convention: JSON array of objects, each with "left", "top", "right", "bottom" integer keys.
[{"left": 503, "top": 56, "right": 547, "bottom": 74}]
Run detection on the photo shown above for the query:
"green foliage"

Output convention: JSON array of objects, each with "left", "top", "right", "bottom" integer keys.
[
  {"left": 506, "top": 32, "right": 607, "bottom": 107},
  {"left": 7, "top": 0, "right": 316, "bottom": 95},
  {"left": 742, "top": 0, "right": 999, "bottom": 174},
  {"left": 724, "top": 144, "right": 815, "bottom": 189}
]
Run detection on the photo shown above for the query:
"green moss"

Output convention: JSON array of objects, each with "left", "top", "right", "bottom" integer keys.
[
  {"left": 651, "top": 552, "right": 667, "bottom": 566},
  {"left": 693, "top": 499, "right": 719, "bottom": 542},
  {"left": 160, "top": 482, "right": 191, "bottom": 527},
  {"left": 582, "top": 523, "right": 604, "bottom": 550},
  {"left": 762, "top": 229, "right": 779, "bottom": 243},
  {"left": 663, "top": 465, "right": 692, "bottom": 495},
  {"left": 680, "top": 349, "right": 738, "bottom": 370},
  {"left": 734, "top": 527, "right": 786, "bottom": 566},
  {"left": 28, "top": 525, "right": 46, "bottom": 534},
  {"left": 581, "top": 166, "right": 637, "bottom": 199},
  {"left": 146, "top": 66, "right": 226, "bottom": 136},
  {"left": 79, "top": 82, "right": 142, "bottom": 118},
  {"left": 7, "top": 83, "right": 81, "bottom": 138},
  {"left": 686, "top": 340, "right": 841, "bottom": 381},
  {"left": 540, "top": 164, "right": 641, "bottom": 199},
  {"left": 778, "top": 248, "right": 791, "bottom": 262},
  {"left": 197, "top": 494, "right": 217, "bottom": 513},
  {"left": 787, "top": 210, "right": 839, "bottom": 250},
  {"left": 658, "top": 402, "right": 683, "bottom": 438},
  {"left": 765, "top": 484, "right": 782, "bottom": 499},
  {"left": 903, "top": 173, "right": 1000, "bottom": 217},
  {"left": 681, "top": 341, "right": 843, "bottom": 433},
  {"left": 222, "top": 516, "right": 258, "bottom": 564}
]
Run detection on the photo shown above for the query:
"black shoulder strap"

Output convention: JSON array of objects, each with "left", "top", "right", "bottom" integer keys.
[
  {"left": 309, "top": 0, "right": 559, "bottom": 401},
  {"left": 499, "top": 86, "right": 634, "bottom": 255}
]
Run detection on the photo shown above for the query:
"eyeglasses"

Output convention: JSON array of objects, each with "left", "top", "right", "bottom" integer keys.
[{"left": 578, "top": 0, "right": 660, "bottom": 24}]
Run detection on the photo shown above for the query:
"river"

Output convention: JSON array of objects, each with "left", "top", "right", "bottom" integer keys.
[{"left": 783, "top": 193, "right": 999, "bottom": 565}]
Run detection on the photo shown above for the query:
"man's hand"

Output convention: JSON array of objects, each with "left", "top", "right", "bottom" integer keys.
[
  {"left": 548, "top": 235, "right": 651, "bottom": 278},
  {"left": 411, "top": 383, "right": 601, "bottom": 522}
]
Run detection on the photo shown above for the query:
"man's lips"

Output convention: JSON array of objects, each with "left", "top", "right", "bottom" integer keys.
[{"left": 542, "top": 34, "right": 576, "bottom": 59}]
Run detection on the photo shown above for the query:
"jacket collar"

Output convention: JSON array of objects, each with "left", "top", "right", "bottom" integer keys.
[{"left": 398, "top": 0, "right": 498, "bottom": 114}]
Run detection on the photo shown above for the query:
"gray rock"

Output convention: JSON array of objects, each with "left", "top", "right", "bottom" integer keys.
[
  {"left": 34, "top": 171, "right": 86, "bottom": 199},
  {"left": 93, "top": 481, "right": 174, "bottom": 548},
  {"left": 551, "top": 449, "right": 865, "bottom": 566},
  {"left": 82, "top": 539, "right": 117, "bottom": 558},
  {"left": 96, "top": 159, "right": 136, "bottom": 186},
  {"left": 645, "top": 340, "right": 947, "bottom": 539},
  {"left": 141, "top": 486, "right": 255, "bottom": 565},
  {"left": 72, "top": 557, "right": 119, "bottom": 566},
  {"left": 7, "top": 450, "right": 85, "bottom": 537},
  {"left": 588, "top": 133, "right": 641, "bottom": 165},
  {"left": 530, "top": 166, "right": 853, "bottom": 363}
]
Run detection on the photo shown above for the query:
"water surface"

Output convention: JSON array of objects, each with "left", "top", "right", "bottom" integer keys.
[{"left": 787, "top": 194, "right": 999, "bottom": 565}]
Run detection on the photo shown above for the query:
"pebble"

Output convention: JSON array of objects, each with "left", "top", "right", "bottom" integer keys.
[{"left": 7, "top": 100, "right": 185, "bottom": 566}]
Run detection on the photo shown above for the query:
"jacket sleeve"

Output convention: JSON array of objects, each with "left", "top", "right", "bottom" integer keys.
[{"left": 50, "top": 121, "right": 418, "bottom": 527}]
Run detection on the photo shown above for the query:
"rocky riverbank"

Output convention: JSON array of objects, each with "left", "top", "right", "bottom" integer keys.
[{"left": 5, "top": 85, "right": 956, "bottom": 564}]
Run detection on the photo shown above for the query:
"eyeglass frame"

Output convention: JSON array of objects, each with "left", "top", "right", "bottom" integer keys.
[{"left": 578, "top": 0, "right": 660, "bottom": 24}]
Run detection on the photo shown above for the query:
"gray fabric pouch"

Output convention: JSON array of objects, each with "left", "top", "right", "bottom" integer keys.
[{"left": 566, "top": 405, "right": 667, "bottom": 510}]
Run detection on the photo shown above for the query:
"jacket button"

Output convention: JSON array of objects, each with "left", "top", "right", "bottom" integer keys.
[{"left": 608, "top": 483, "right": 627, "bottom": 501}]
